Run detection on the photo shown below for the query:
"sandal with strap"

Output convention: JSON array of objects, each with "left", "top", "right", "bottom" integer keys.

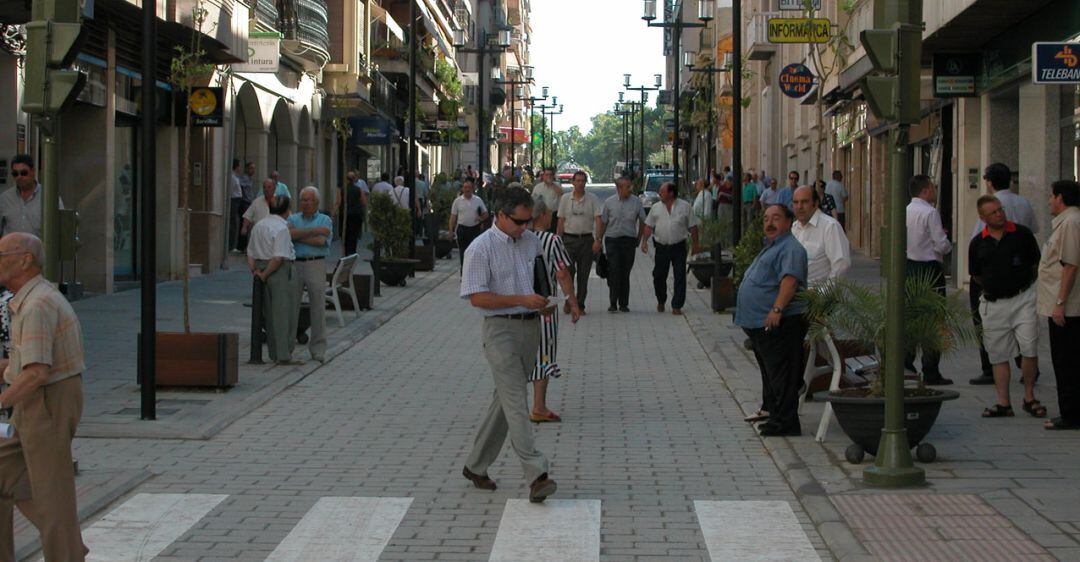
[
  {"left": 1022, "top": 399, "right": 1048, "bottom": 418},
  {"left": 982, "top": 404, "right": 1014, "bottom": 418}
]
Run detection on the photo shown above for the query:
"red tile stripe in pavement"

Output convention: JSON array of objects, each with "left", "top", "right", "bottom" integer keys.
[{"left": 832, "top": 494, "right": 1055, "bottom": 561}]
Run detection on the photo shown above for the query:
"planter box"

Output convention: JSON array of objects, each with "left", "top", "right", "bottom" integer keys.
[
  {"left": 814, "top": 389, "right": 959, "bottom": 458},
  {"left": 711, "top": 277, "right": 735, "bottom": 312},
  {"left": 414, "top": 244, "right": 435, "bottom": 271},
  {"left": 435, "top": 238, "right": 454, "bottom": 259},
  {"left": 138, "top": 332, "right": 239, "bottom": 388},
  {"left": 378, "top": 258, "right": 419, "bottom": 287}
]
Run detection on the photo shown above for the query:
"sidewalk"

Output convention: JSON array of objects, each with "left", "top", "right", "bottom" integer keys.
[{"left": 682, "top": 253, "right": 1080, "bottom": 560}]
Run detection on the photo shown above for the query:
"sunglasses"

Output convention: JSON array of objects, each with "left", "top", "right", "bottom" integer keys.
[
  {"left": 11, "top": 170, "right": 30, "bottom": 177},
  {"left": 506, "top": 215, "right": 531, "bottom": 226}
]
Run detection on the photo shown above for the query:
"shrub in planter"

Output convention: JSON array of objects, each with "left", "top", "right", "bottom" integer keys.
[
  {"left": 368, "top": 192, "right": 418, "bottom": 286},
  {"left": 732, "top": 215, "right": 764, "bottom": 288}
]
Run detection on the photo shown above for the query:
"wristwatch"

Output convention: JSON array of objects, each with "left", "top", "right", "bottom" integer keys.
[
  {"left": 1057, "top": 299, "right": 1066, "bottom": 306},
  {"left": 770, "top": 306, "right": 782, "bottom": 314}
]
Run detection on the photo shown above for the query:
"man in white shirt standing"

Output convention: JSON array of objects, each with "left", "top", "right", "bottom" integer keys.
[
  {"left": 641, "top": 182, "right": 700, "bottom": 315},
  {"left": 240, "top": 178, "right": 277, "bottom": 239},
  {"left": 247, "top": 188, "right": 301, "bottom": 366},
  {"left": 792, "top": 186, "right": 850, "bottom": 286},
  {"left": 390, "top": 176, "right": 413, "bottom": 213},
  {"left": 371, "top": 173, "right": 393, "bottom": 195},
  {"left": 825, "top": 170, "right": 849, "bottom": 229},
  {"left": 905, "top": 175, "right": 953, "bottom": 385},
  {"left": 531, "top": 167, "right": 563, "bottom": 233}
]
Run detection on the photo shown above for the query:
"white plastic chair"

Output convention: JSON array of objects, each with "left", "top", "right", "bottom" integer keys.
[{"left": 325, "top": 254, "right": 360, "bottom": 327}]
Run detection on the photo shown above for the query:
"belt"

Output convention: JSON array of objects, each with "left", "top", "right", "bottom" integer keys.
[
  {"left": 563, "top": 233, "right": 592, "bottom": 238},
  {"left": 294, "top": 256, "right": 325, "bottom": 262},
  {"left": 984, "top": 283, "right": 1033, "bottom": 303},
  {"left": 652, "top": 239, "right": 686, "bottom": 247},
  {"left": 492, "top": 312, "right": 539, "bottom": 320}
]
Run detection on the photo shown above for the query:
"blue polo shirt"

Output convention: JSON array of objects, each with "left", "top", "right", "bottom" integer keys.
[
  {"left": 734, "top": 231, "right": 808, "bottom": 329},
  {"left": 287, "top": 212, "right": 333, "bottom": 258}
]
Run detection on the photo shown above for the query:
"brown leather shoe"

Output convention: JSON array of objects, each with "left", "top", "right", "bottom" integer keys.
[
  {"left": 656, "top": 303, "right": 665, "bottom": 313},
  {"left": 529, "top": 473, "right": 557, "bottom": 503},
  {"left": 463, "top": 466, "right": 497, "bottom": 491},
  {"left": 672, "top": 308, "right": 683, "bottom": 315}
]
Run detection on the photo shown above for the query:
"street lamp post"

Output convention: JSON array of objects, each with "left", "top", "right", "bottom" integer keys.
[
  {"left": 536, "top": 96, "right": 557, "bottom": 168},
  {"left": 526, "top": 86, "right": 549, "bottom": 171},
  {"left": 685, "top": 51, "right": 736, "bottom": 234},
  {"left": 544, "top": 104, "right": 564, "bottom": 168},
  {"left": 642, "top": 0, "right": 712, "bottom": 191},
  {"left": 453, "top": 26, "right": 511, "bottom": 182},
  {"left": 624, "top": 73, "right": 661, "bottom": 181},
  {"left": 495, "top": 66, "right": 533, "bottom": 170}
]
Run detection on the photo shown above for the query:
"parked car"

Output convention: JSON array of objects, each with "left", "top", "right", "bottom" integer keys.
[{"left": 639, "top": 171, "right": 673, "bottom": 210}]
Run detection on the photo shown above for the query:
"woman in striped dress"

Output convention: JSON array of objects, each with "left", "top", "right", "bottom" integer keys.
[{"left": 529, "top": 198, "right": 582, "bottom": 423}]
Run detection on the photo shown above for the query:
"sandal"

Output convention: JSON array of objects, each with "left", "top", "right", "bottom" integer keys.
[
  {"left": 1022, "top": 399, "right": 1048, "bottom": 418},
  {"left": 530, "top": 411, "right": 562, "bottom": 423},
  {"left": 1044, "top": 417, "right": 1080, "bottom": 430},
  {"left": 982, "top": 404, "right": 1014, "bottom": 418},
  {"left": 744, "top": 410, "right": 770, "bottom": 423}
]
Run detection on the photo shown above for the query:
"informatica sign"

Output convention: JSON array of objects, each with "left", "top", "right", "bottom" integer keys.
[
  {"left": 233, "top": 32, "right": 282, "bottom": 73},
  {"left": 779, "top": 63, "right": 815, "bottom": 98},
  {"left": 768, "top": 18, "right": 830, "bottom": 44},
  {"left": 1032, "top": 43, "right": 1080, "bottom": 84}
]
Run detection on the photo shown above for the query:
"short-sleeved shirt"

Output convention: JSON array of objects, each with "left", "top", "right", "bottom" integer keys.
[
  {"left": 0, "top": 184, "right": 64, "bottom": 238},
  {"left": 825, "top": 180, "right": 848, "bottom": 213},
  {"left": 229, "top": 172, "right": 243, "bottom": 199},
  {"left": 968, "top": 222, "right": 1039, "bottom": 301},
  {"left": 742, "top": 183, "right": 758, "bottom": 204},
  {"left": 532, "top": 182, "right": 563, "bottom": 215},
  {"left": 460, "top": 227, "right": 543, "bottom": 316},
  {"left": 820, "top": 193, "right": 837, "bottom": 216},
  {"left": 645, "top": 198, "right": 699, "bottom": 245},
  {"left": 1037, "top": 206, "right": 1080, "bottom": 316},
  {"left": 692, "top": 190, "right": 715, "bottom": 219},
  {"left": 601, "top": 195, "right": 646, "bottom": 238},
  {"left": 239, "top": 174, "right": 256, "bottom": 202},
  {"left": 287, "top": 212, "right": 333, "bottom": 259},
  {"left": 247, "top": 214, "right": 295, "bottom": 261},
  {"left": 243, "top": 195, "right": 271, "bottom": 225},
  {"left": 414, "top": 179, "right": 430, "bottom": 199},
  {"left": 760, "top": 188, "right": 781, "bottom": 206},
  {"left": 558, "top": 192, "right": 601, "bottom": 235},
  {"left": 734, "top": 232, "right": 809, "bottom": 329},
  {"left": 372, "top": 181, "right": 393, "bottom": 195},
  {"left": 451, "top": 195, "right": 487, "bottom": 227},
  {"left": 970, "top": 189, "right": 1038, "bottom": 239},
  {"left": 776, "top": 186, "right": 794, "bottom": 210},
  {"left": 4, "top": 275, "right": 85, "bottom": 385}
]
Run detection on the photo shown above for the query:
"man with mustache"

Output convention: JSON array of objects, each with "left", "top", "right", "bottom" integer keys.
[{"left": 734, "top": 204, "right": 809, "bottom": 436}]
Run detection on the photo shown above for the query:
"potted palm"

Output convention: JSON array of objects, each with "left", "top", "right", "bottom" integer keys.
[
  {"left": 804, "top": 272, "right": 976, "bottom": 463},
  {"left": 368, "top": 192, "right": 418, "bottom": 286},
  {"left": 687, "top": 216, "right": 732, "bottom": 288},
  {"left": 428, "top": 181, "right": 458, "bottom": 259}
]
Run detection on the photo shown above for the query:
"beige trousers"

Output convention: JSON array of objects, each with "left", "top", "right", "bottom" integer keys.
[{"left": 295, "top": 258, "right": 328, "bottom": 360}]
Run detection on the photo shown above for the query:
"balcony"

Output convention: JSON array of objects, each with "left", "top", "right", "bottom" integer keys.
[
  {"left": 746, "top": 11, "right": 777, "bottom": 61},
  {"left": 371, "top": 70, "right": 404, "bottom": 120},
  {"left": 276, "top": 0, "right": 330, "bottom": 68},
  {"left": 254, "top": 0, "right": 279, "bottom": 30}
]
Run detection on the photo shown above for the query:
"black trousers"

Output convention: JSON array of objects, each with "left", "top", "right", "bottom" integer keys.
[
  {"left": 605, "top": 236, "right": 637, "bottom": 308},
  {"left": 563, "top": 234, "right": 595, "bottom": 308},
  {"left": 229, "top": 197, "right": 243, "bottom": 251},
  {"left": 904, "top": 260, "right": 944, "bottom": 378},
  {"left": 1049, "top": 316, "right": 1080, "bottom": 423},
  {"left": 653, "top": 239, "right": 687, "bottom": 309},
  {"left": 745, "top": 315, "right": 808, "bottom": 432},
  {"left": 343, "top": 213, "right": 364, "bottom": 256},
  {"left": 457, "top": 224, "right": 483, "bottom": 271}
]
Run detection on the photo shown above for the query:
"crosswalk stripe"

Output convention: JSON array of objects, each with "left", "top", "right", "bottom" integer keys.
[
  {"left": 694, "top": 500, "right": 820, "bottom": 561},
  {"left": 265, "top": 496, "right": 413, "bottom": 562},
  {"left": 489, "top": 499, "right": 601, "bottom": 562},
  {"left": 80, "top": 493, "right": 227, "bottom": 562}
]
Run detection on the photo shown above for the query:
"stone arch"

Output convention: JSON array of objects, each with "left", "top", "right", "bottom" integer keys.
[
  {"left": 268, "top": 98, "right": 298, "bottom": 193},
  {"left": 296, "top": 105, "right": 316, "bottom": 196},
  {"left": 233, "top": 81, "right": 267, "bottom": 185}
]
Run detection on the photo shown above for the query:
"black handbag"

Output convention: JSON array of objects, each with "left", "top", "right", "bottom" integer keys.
[{"left": 595, "top": 252, "right": 609, "bottom": 279}]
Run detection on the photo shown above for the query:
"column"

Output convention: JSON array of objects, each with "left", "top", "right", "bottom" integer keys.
[{"left": 1018, "top": 81, "right": 1060, "bottom": 240}]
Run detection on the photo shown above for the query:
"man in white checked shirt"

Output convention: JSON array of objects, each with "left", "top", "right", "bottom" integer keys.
[{"left": 459, "top": 186, "right": 570, "bottom": 504}]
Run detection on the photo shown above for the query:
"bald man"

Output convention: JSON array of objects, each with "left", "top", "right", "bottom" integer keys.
[
  {"left": 0, "top": 233, "right": 88, "bottom": 560},
  {"left": 791, "top": 185, "right": 850, "bottom": 286}
]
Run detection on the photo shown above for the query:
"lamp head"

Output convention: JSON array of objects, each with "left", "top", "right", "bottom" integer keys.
[
  {"left": 683, "top": 51, "right": 695, "bottom": 69},
  {"left": 623, "top": 73, "right": 631, "bottom": 88},
  {"left": 654, "top": 73, "right": 662, "bottom": 87},
  {"left": 618, "top": 91, "right": 625, "bottom": 102},
  {"left": 542, "top": 85, "right": 549, "bottom": 98},
  {"left": 497, "top": 29, "right": 511, "bottom": 48},
  {"left": 697, "top": 0, "right": 714, "bottom": 22},
  {"left": 452, "top": 28, "right": 466, "bottom": 48},
  {"left": 643, "top": 0, "right": 656, "bottom": 21}
]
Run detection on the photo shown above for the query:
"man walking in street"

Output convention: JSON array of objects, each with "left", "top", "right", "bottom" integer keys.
[
  {"left": 449, "top": 178, "right": 489, "bottom": 271},
  {"left": 905, "top": 175, "right": 953, "bottom": 385},
  {"left": 531, "top": 167, "right": 563, "bottom": 233},
  {"left": 335, "top": 171, "right": 368, "bottom": 256},
  {"left": 0, "top": 232, "right": 88, "bottom": 560},
  {"left": 228, "top": 159, "right": 245, "bottom": 252},
  {"left": 825, "top": 170, "right": 849, "bottom": 229},
  {"left": 641, "top": 182, "right": 700, "bottom": 315},
  {"left": 598, "top": 176, "right": 646, "bottom": 312},
  {"left": 0, "top": 155, "right": 64, "bottom": 239},
  {"left": 742, "top": 172, "right": 758, "bottom": 227},
  {"left": 372, "top": 173, "right": 393, "bottom": 196},
  {"left": 969, "top": 163, "right": 1039, "bottom": 385},
  {"left": 557, "top": 171, "right": 602, "bottom": 312},
  {"left": 247, "top": 188, "right": 301, "bottom": 366},
  {"left": 1038, "top": 180, "right": 1080, "bottom": 430},
  {"left": 968, "top": 195, "right": 1044, "bottom": 419},
  {"left": 792, "top": 186, "right": 850, "bottom": 286},
  {"left": 390, "top": 176, "right": 412, "bottom": 212},
  {"left": 241, "top": 178, "right": 276, "bottom": 240},
  {"left": 460, "top": 186, "right": 559, "bottom": 503},
  {"left": 289, "top": 186, "right": 333, "bottom": 363},
  {"left": 734, "top": 205, "right": 808, "bottom": 437}
]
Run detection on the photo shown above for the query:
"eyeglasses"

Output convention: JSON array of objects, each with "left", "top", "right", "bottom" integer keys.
[{"left": 11, "top": 170, "right": 30, "bottom": 177}]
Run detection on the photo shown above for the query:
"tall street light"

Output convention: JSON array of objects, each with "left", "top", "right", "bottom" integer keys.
[
  {"left": 453, "top": 25, "right": 511, "bottom": 181},
  {"left": 526, "top": 86, "right": 549, "bottom": 171},
  {"left": 536, "top": 97, "right": 558, "bottom": 168},
  {"left": 495, "top": 65, "right": 534, "bottom": 169},
  {"left": 614, "top": 99, "right": 632, "bottom": 170},
  {"left": 624, "top": 73, "right": 661, "bottom": 181},
  {"left": 642, "top": 0, "right": 713, "bottom": 191},
  {"left": 685, "top": 49, "right": 735, "bottom": 234},
  {"left": 541, "top": 103, "right": 564, "bottom": 168}
]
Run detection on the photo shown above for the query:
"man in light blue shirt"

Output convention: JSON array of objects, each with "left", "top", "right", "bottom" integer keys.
[
  {"left": 776, "top": 170, "right": 798, "bottom": 211},
  {"left": 288, "top": 186, "right": 333, "bottom": 362}
]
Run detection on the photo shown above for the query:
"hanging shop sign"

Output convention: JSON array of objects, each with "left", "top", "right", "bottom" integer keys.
[
  {"left": 768, "top": 18, "right": 830, "bottom": 44},
  {"left": 779, "top": 63, "right": 815, "bottom": 98},
  {"left": 1031, "top": 43, "right": 1080, "bottom": 84},
  {"left": 348, "top": 116, "right": 394, "bottom": 145},
  {"left": 780, "top": 0, "right": 821, "bottom": 10},
  {"left": 189, "top": 87, "right": 223, "bottom": 127},
  {"left": 233, "top": 32, "right": 282, "bottom": 73},
  {"left": 933, "top": 53, "right": 979, "bottom": 97}
]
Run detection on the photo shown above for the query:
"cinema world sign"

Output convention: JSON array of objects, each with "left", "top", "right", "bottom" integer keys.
[
  {"left": 779, "top": 63, "right": 815, "bottom": 99},
  {"left": 768, "top": 18, "right": 831, "bottom": 44},
  {"left": 1032, "top": 42, "right": 1080, "bottom": 84}
]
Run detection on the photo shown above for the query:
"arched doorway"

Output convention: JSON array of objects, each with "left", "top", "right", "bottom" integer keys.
[{"left": 269, "top": 99, "right": 296, "bottom": 193}]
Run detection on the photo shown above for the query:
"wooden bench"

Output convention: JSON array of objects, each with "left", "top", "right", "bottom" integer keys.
[{"left": 324, "top": 254, "right": 361, "bottom": 327}]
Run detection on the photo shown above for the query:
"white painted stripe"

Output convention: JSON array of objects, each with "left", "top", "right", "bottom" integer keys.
[
  {"left": 81, "top": 493, "right": 227, "bottom": 562},
  {"left": 489, "top": 499, "right": 601, "bottom": 562},
  {"left": 695, "top": 500, "right": 820, "bottom": 561},
  {"left": 265, "top": 497, "right": 413, "bottom": 562}
]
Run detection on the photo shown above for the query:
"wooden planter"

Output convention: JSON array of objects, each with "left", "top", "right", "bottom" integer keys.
[
  {"left": 414, "top": 244, "right": 435, "bottom": 271},
  {"left": 711, "top": 277, "right": 735, "bottom": 312},
  {"left": 138, "top": 332, "right": 239, "bottom": 388}
]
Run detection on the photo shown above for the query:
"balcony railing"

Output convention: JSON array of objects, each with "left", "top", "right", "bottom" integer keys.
[
  {"left": 295, "top": 0, "right": 329, "bottom": 55},
  {"left": 254, "top": 0, "right": 279, "bottom": 30},
  {"left": 371, "top": 70, "right": 403, "bottom": 119},
  {"left": 746, "top": 11, "right": 778, "bottom": 61}
]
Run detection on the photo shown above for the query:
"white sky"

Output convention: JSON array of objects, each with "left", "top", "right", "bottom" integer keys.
[{"left": 529, "top": 0, "right": 667, "bottom": 134}]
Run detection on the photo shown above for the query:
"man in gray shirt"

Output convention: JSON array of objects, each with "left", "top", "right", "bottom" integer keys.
[
  {"left": 0, "top": 155, "right": 64, "bottom": 239},
  {"left": 597, "top": 175, "right": 646, "bottom": 312}
]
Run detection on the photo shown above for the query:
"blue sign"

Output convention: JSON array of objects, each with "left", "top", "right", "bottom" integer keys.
[
  {"left": 1032, "top": 43, "right": 1080, "bottom": 84},
  {"left": 348, "top": 116, "right": 394, "bottom": 145},
  {"left": 779, "top": 63, "right": 814, "bottom": 98}
]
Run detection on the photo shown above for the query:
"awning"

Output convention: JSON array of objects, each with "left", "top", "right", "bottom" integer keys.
[{"left": 371, "top": 3, "right": 404, "bottom": 43}]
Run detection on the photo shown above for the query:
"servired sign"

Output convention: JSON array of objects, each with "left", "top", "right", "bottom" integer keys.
[{"left": 779, "top": 63, "right": 815, "bottom": 98}]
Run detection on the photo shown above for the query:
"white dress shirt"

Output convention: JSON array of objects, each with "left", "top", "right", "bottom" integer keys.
[
  {"left": 645, "top": 198, "right": 699, "bottom": 245},
  {"left": 531, "top": 182, "right": 563, "bottom": 214},
  {"left": 451, "top": 195, "right": 487, "bottom": 227},
  {"left": 907, "top": 197, "right": 952, "bottom": 262},
  {"left": 460, "top": 228, "right": 543, "bottom": 316},
  {"left": 246, "top": 214, "right": 295, "bottom": 261},
  {"left": 969, "top": 188, "right": 1038, "bottom": 239},
  {"left": 692, "top": 190, "right": 715, "bottom": 219},
  {"left": 792, "top": 209, "right": 851, "bottom": 286},
  {"left": 390, "top": 186, "right": 411, "bottom": 210},
  {"left": 372, "top": 181, "right": 393, "bottom": 195},
  {"left": 242, "top": 195, "right": 271, "bottom": 225},
  {"left": 825, "top": 179, "right": 848, "bottom": 214}
]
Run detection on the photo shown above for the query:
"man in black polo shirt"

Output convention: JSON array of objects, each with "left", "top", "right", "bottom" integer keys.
[{"left": 969, "top": 195, "right": 1045, "bottom": 419}]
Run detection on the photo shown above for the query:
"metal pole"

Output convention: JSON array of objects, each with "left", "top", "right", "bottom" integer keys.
[
  {"left": 550, "top": 112, "right": 556, "bottom": 167},
  {"left": 640, "top": 92, "right": 646, "bottom": 178},
  {"left": 408, "top": 0, "right": 417, "bottom": 258},
  {"left": 477, "top": 34, "right": 486, "bottom": 181},
  {"left": 529, "top": 102, "right": 535, "bottom": 170},
  {"left": 732, "top": 0, "right": 743, "bottom": 238},
  {"left": 672, "top": 15, "right": 681, "bottom": 188},
  {"left": 139, "top": 0, "right": 158, "bottom": 420},
  {"left": 707, "top": 71, "right": 715, "bottom": 176},
  {"left": 40, "top": 118, "right": 59, "bottom": 281},
  {"left": 540, "top": 109, "right": 546, "bottom": 168},
  {"left": 510, "top": 88, "right": 515, "bottom": 169}
]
